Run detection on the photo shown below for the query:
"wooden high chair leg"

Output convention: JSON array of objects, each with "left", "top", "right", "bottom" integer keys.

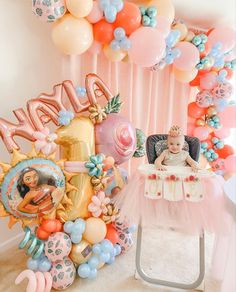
[{"left": 135, "top": 224, "right": 205, "bottom": 290}]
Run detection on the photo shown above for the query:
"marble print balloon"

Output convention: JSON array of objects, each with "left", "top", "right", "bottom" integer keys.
[
  {"left": 32, "top": 0, "right": 66, "bottom": 22},
  {"left": 50, "top": 257, "right": 76, "bottom": 290},
  {"left": 212, "top": 82, "right": 233, "bottom": 100},
  {"left": 45, "top": 232, "right": 72, "bottom": 262},
  {"left": 196, "top": 90, "right": 213, "bottom": 108}
]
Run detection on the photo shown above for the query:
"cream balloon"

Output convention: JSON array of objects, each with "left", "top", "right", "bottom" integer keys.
[
  {"left": 173, "top": 67, "right": 198, "bottom": 83},
  {"left": 52, "top": 14, "right": 93, "bottom": 55},
  {"left": 83, "top": 217, "right": 107, "bottom": 244},
  {"left": 172, "top": 23, "right": 188, "bottom": 41},
  {"left": 149, "top": 0, "right": 175, "bottom": 24},
  {"left": 66, "top": 0, "right": 93, "bottom": 18},
  {"left": 103, "top": 45, "right": 127, "bottom": 62},
  {"left": 185, "top": 31, "right": 195, "bottom": 42}
]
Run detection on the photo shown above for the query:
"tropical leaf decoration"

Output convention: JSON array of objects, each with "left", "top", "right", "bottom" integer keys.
[{"left": 104, "top": 94, "right": 123, "bottom": 114}]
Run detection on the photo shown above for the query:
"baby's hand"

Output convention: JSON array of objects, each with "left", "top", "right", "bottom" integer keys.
[
  {"left": 191, "top": 165, "right": 201, "bottom": 173},
  {"left": 156, "top": 165, "right": 167, "bottom": 171}
]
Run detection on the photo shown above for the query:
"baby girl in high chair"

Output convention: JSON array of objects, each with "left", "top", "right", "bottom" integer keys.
[{"left": 155, "top": 125, "right": 201, "bottom": 172}]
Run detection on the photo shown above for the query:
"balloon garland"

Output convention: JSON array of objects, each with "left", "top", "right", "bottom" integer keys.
[{"left": 0, "top": 74, "right": 143, "bottom": 291}]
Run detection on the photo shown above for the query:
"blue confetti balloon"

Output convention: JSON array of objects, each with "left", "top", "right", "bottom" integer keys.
[{"left": 78, "top": 264, "right": 91, "bottom": 278}]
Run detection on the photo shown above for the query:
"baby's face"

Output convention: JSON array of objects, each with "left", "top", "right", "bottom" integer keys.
[{"left": 167, "top": 136, "right": 184, "bottom": 154}]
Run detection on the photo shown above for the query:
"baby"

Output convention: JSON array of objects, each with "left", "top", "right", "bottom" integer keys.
[{"left": 155, "top": 125, "right": 200, "bottom": 172}]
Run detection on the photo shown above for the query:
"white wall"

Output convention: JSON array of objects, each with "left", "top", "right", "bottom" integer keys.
[{"left": 0, "top": 0, "right": 68, "bottom": 248}]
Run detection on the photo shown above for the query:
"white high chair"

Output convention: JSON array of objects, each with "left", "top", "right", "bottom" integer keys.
[{"left": 135, "top": 134, "right": 205, "bottom": 290}]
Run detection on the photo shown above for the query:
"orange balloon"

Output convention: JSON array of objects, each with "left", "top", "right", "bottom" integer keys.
[
  {"left": 55, "top": 220, "right": 63, "bottom": 232},
  {"left": 41, "top": 219, "right": 57, "bottom": 233},
  {"left": 105, "top": 224, "right": 119, "bottom": 244},
  {"left": 216, "top": 145, "right": 235, "bottom": 159},
  {"left": 36, "top": 227, "right": 51, "bottom": 240},
  {"left": 114, "top": 2, "right": 141, "bottom": 36},
  {"left": 93, "top": 19, "right": 114, "bottom": 44},
  {"left": 188, "top": 102, "right": 207, "bottom": 119}
]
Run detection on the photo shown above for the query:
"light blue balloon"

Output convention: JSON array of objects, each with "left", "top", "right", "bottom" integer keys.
[
  {"left": 88, "top": 268, "right": 97, "bottom": 279},
  {"left": 114, "top": 27, "right": 125, "bottom": 41},
  {"left": 111, "top": 0, "right": 123, "bottom": 12},
  {"left": 27, "top": 258, "right": 39, "bottom": 271},
  {"left": 73, "top": 222, "right": 85, "bottom": 234},
  {"left": 75, "top": 218, "right": 86, "bottom": 228},
  {"left": 128, "top": 224, "right": 136, "bottom": 233},
  {"left": 107, "top": 256, "right": 115, "bottom": 265},
  {"left": 212, "top": 153, "right": 218, "bottom": 159},
  {"left": 104, "top": 5, "right": 117, "bottom": 23},
  {"left": 64, "top": 221, "right": 74, "bottom": 234},
  {"left": 120, "top": 38, "right": 131, "bottom": 50},
  {"left": 77, "top": 264, "right": 91, "bottom": 278},
  {"left": 171, "top": 48, "right": 181, "bottom": 58},
  {"left": 149, "top": 18, "right": 157, "bottom": 28},
  {"left": 205, "top": 152, "right": 211, "bottom": 158},
  {"left": 110, "top": 40, "right": 121, "bottom": 51},
  {"left": 146, "top": 6, "right": 157, "bottom": 18},
  {"left": 114, "top": 244, "right": 121, "bottom": 256},
  {"left": 99, "top": 252, "right": 110, "bottom": 263},
  {"left": 99, "top": 0, "right": 110, "bottom": 10},
  {"left": 109, "top": 247, "right": 115, "bottom": 257},
  {"left": 88, "top": 256, "right": 100, "bottom": 269},
  {"left": 92, "top": 243, "right": 102, "bottom": 255},
  {"left": 101, "top": 239, "right": 114, "bottom": 253},
  {"left": 71, "top": 232, "right": 82, "bottom": 244},
  {"left": 38, "top": 258, "right": 52, "bottom": 272},
  {"left": 165, "top": 55, "right": 173, "bottom": 64}
]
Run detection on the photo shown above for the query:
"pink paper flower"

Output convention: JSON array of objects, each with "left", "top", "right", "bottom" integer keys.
[
  {"left": 88, "top": 191, "right": 110, "bottom": 217},
  {"left": 33, "top": 127, "right": 58, "bottom": 155}
]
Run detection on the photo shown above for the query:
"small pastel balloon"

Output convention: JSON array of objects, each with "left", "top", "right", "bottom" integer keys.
[
  {"left": 32, "top": 0, "right": 66, "bottom": 22},
  {"left": 71, "top": 232, "right": 82, "bottom": 244},
  {"left": 78, "top": 263, "right": 91, "bottom": 278},
  {"left": 172, "top": 22, "right": 188, "bottom": 41},
  {"left": 196, "top": 90, "right": 213, "bottom": 108},
  {"left": 93, "top": 19, "right": 114, "bottom": 44},
  {"left": 27, "top": 258, "right": 39, "bottom": 271},
  {"left": 36, "top": 227, "right": 51, "bottom": 240},
  {"left": 114, "top": 244, "right": 121, "bottom": 256},
  {"left": 86, "top": 1, "right": 103, "bottom": 23},
  {"left": 38, "top": 258, "right": 52, "bottom": 272},
  {"left": 214, "top": 127, "right": 231, "bottom": 139},
  {"left": 185, "top": 31, "right": 195, "bottom": 42},
  {"left": 64, "top": 221, "right": 74, "bottom": 234},
  {"left": 156, "top": 15, "right": 171, "bottom": 37},
  {"left": 88, "top": 256, "right": 100, "bottom": 269},
  {"left": 218, "top": 105, "right": 236, "bottom": 128},
  {"left": 104, "top": 5, "right": 117, "bottom": 23},
  {"left": 128, "top": 27, "right": 166, "bottom": 67},
  {"left": 92, "top": 243, "right": 102, "bottom": 255},
  {"left": 212, "top": 82, "right": 233, "bottom": 100},
  {"left": 51, "top": 257, "right": 76, "bottom": 290},
  {"left": 99, "top": 252, "right": 110, "bottom": 263},
  {"left": 52, "top": 14, "right": 93, "bottom": 55},
  {"left": 103, "top": 45, "right": 127, "bottom": 62},
  {"left": 74, "top": 218, "right": 86, "bottom": 233},
  {"left": 83, "top": 217, "right": 107, "bottom": 244},
  {"left": 207, "top": 27, "right": 236, "bottom": 53},
  {"left": 88, "top": 268, "right": 98, "bottom": 279},
  {"left": 66, "top": 0, "right": 93, "bottom": 18},
  {"left": 173, "top": 67, "right": 198, "bottom": 83},
  {"left": 188, "top": 102, "right": 207, "bottom": 119},
  {"left": 193, "top": 127, "right": 210, "bottom": 141},
  {"left": 88, "top": 40, "right": 102, "bottom": 54},
  {"left": 41, "top": 219, "right": 58, "bottom": 233},
  {"left": 107, "top": 256, "right": 116, "bottom": 265},
  {"left": 149, "top": 0, "right": 175, "bottom": 24},
  {"left": 196, "top": 118, "right": 205, "bottom": 127},
  {"left": 200, "top": 72, "right": 218, "bottom": 90},
  {"left": 173, "top": 42, "right": 200, "bottom": 71},
  {"left": 101, "top": 239, "right": 114, "bottom": 253}
]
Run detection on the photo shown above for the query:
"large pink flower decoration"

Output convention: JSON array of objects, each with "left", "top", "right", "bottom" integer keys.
[
  {"left": 33, "top": 127, "right": 58, "bottom": 155},
  {"left": 88, "top": 191, "right": 110, "bottom": 217}
]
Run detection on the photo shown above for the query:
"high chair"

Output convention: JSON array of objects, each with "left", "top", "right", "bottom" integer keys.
[{"left": 135, "top": 134, "right": 205, "bottom": 290}]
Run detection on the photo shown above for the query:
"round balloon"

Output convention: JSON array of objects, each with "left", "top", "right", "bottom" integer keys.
[
  {"left": 193, "top": 127, "right": 210, "bottom": 141},
  {"left": 149, "top": 0, "right": 175, "bottom": 24},
  {"left": 173, "top": 42, "right": 200, "bottom": 71},
  {"left": 83, "top": 218, "right": 107, "bottom": 244},
  {"left": 212, "top": 82, "right": 233, "bottom": 100},
  {"left": 86, "top": 1, "right": 103, "bottom": 23},
  {"left": 173, "top": 67, "right": 198, "bottom": 83},
  {"left": 66, "top": 0, "right": 93, "bottom": 18},
  {"left": 128, "top": 27, "right": 166, "bottom": 67},
  {"left": 207, "top": 27, "right": 236, "bottom": 53},
  {"left": 210, "top": 158, "right": 225, "bottom": 172},
  {"left": 69, "top": 240, "right": 92, "bottom": 265},
  {"left": 216, "top": 145, "right": 235, "bottom": 159},
  {"left": 32, "top": 0, "right": 66, "bottom": 22},
  {"left": 218, "top": 106, "right": 236, "bottom": 128},
  {"left": 188, "top": 102, "right": 207, "bottom": 119},
  {"left": 0, "top": 158, "right": 65, "bottom": 218},
  {"left": 200, "top": 72, "right": 218, "bottom": 90},
  {"left": 93, "top": 19, "right": 114, "bottom": 44},
  {"left": 196, "top": 90, "right": 213, "bottom": 108},
  {"left": 52, "top": 14, "right": 93, "bottom": 55},
  {"left": 224, "top": 155, "right": 236, "bottom": 173},
  {"left": 103, "top": 45, "right": 127, "bottom": 62}
]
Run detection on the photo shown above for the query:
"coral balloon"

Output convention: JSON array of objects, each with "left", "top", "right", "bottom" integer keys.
[
  {"left": 128, "top": 27, "right": 166, "bottom": 67},
  {"left": 200, "top": 72, "right": 218, "bottom": 90},
  {"left": 93, "top": 19, "right": 114, "bottom": 44},
  {"left": 114, "top": 2, "right": 141, "bottom": 36},
  {"left": 52, "top": 15, "right": 93, "bottom": 55},
  {"left": 216, "top": 145, "right": 235, "bottom": 159},
  {"left": 193, "top": 127, "right": 210, "bottom": 141},
  {"left": 41, "top": 219, "right": 62, "bottom": 233},
  {"left": 66, "top": 0, "right": 93, "bottom": 18},
  {"left": 36, "top": 227, "right": 51, "bottom": 240},
  {"left": 83, "top": 217, "right": 107, "bottom": 244},
  {"left": 105, "top": 224, "right": 119, "bottom": 244},
  {"left": 218, "top": 106, "right": 236, "bottom": 128},
  {"left": 86, "top": 1, "right": 103, "bottom": 23},
  {"left": 207, "top": 27, "right": 236, "bottom": 53},
  {"left": 173, "top": 42, "right": 200, "bottom": 71},
  {"left": 149, "top": 0, "right": 175, "bottom": 23},
  {"left": 188, "top": 102, "right": 206, "bottom": 119},
  {"left": 173, "top": 67, "right": 198, "bottom": 83},
  {"left": 224, "top": 155, "right": 236, "bottom": 173},
  {"left": 156, "top": 16, "right": 171, "bottom": 37},
  {"left": 103, "top": 45, "right": 127, "bottom": 62},
  {"left": 32, "top": 0, "right": 66, "bottom": 22}
]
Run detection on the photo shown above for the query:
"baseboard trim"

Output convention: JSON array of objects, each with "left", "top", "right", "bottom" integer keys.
[{"left": 0, "top": 232, "right": 24, "bottom": 253}]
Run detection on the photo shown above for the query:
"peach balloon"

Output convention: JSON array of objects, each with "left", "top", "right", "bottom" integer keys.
[
  {"left": 66, "top": 0, "right": 93, "bottom": 18},
  {"left": 156, "top": 15, "right": 171, "bottom": 37},
  {"left": 103, "top": 45, "right": 127, "bottom": 62},
  {"left": 52, "top": 14, "right": 93, "bottom": 55},
  {"left": 208, "top": 27, "right": 236, "bottom": 53},
  {"left": 173, "top": 67, "right": 198, "bottom": 83},
  {"left": 93, "top": 19, "right": 114, "bottom": 44},
  {"left": 86, "top": 1, "right": 103, "bottom": 23},
  {"left": 149, "top": 0, "right": 175, "bottom": 24},
  {"left": 173, "top": 42, "right": 200, "bottom": 71},
  {"left": 200, "top": 72, "right": 218, "bottom": 90},
  {"left": 83, "top": 217, "right": 107, "bottom": 244},
  {"left": 88, "top": 40, "right": 102, "bottom": 54}
]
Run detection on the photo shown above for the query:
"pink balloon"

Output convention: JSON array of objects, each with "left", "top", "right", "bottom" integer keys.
[
  {"left": 224, "top": 155, "right": 236, "bottom": 173},
  {"left": 187, "top": 122, "right": 195, "bottom": 136},
  {"left": 208, "top": 27, "right": 236, "bottom": 53},
  {"left": 196, "top": 90, "right": 213, "bottom": 108},
  {"left": 218, "top": 106, "right": 236, "bottom": 128},
  {"left": 193, "top": 126, "right": 210, "bottom": 141},
  {"left": 200, "top": 72, "right": 218, "bottom": 90},
  {"left": 128, "top": 27, "right": 166, "bottom": 67},
  {"left": 210, "top": 158, "right": 225, "bottom": 172},
  {"left": 88, "top": 40, "right": 102, "bottom": 54},
  {"left": 214, "top": 127, "right": 231, "bottom": 139},
  {"left": 86, "top": 1, "right": 103, "bottom": 24},
  {"left": 173, "top": 42, "right": 200, "bottom": 71},
  {"left": 156, "top": 16, "right": 171, "bottom": 37}
]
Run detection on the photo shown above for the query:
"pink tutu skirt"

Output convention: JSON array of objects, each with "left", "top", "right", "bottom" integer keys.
[{"left": 114, "top": 169, "right": 231, "bottom": 235}]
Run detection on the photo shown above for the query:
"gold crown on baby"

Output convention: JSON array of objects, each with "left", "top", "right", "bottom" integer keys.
[{"left": 168, "top": 125, "right": 183, "bottom": 137}]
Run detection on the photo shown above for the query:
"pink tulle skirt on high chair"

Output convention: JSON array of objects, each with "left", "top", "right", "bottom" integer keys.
[{"left": 114, "top": 164, "right": 231, "bottom": 235}]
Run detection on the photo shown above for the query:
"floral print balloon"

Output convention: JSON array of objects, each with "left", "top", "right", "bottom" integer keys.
[
  {"left": 196, "top": 90, "right": 213, "bottom": 108},
  {"left": 32, "top": 0, "right": 66, "bottom": 22},
  {"left": 212, "top": 82, "right": 233, "bottom": 100}
]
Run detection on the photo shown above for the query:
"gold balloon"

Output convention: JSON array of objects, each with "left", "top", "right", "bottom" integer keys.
[
  {"left": 196, "top": 118, "right": 205, "bottom": 127},
  {"left": 56, "top": 117, "right": 95, "bottom": 221},
  {"left": 69, "top": 240, "right": 92, "bottom": 265},
  {"left": 83, "top": 217, "right": 107, "bottom": 244},
  {"left": 207, "top": 106, "right": 217, "bottom": 117}
]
